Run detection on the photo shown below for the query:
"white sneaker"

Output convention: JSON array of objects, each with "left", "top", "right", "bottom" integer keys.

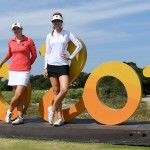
[
  {"left": 53, "top": 118, "right": 64, "bottom": 127},
  {"left": 48, "top": 106, "right": 55, "bottom": 125},
  {"left": 12, "top": 116, "right": 24, "bottom": 125},
  {"left": 5, "top": 109, "right": 12, "bottom": 124}
]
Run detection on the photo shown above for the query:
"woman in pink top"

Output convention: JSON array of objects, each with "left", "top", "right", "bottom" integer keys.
[{"left": 0, "top": 22, "right": 37, "bottom": 125}]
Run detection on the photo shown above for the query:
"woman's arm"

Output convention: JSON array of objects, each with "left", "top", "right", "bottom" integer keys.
[
  {"left": 0, "top": 57, "right": 9, "bottom": 67},
  {"left": 0, "top": 41, "right": 12, "bottom": 67},
  {"left": 29, "top": 38, "right": 37, "bottom": 65},
  {"left": 44, "top": 34, "right": 51, "bottom": 69},
  {"left": 68, "top": 32, "right": 82, "bottom": 60},
  {"left": 44, "top": 34, "right": 51, "bottom": 78}
]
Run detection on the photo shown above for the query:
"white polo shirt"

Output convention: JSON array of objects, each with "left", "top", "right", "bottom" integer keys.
[{"left": 44, "top": 29, "right": 82, "bottom": 69}]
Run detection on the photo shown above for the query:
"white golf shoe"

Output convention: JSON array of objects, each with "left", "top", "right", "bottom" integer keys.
[{"left": 5, "top": 109, "right": 12, "bottom": 124}]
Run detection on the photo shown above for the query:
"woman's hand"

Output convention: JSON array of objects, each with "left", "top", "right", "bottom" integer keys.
[
  {"left": 61, "top": 54, "right": 71, "bottom": 60},
  {"left": 44, "top": 69, "right": 48, "bottom": 78}
]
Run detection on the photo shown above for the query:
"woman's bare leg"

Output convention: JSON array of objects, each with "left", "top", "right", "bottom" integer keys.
[
  {"left": 9, "top": 85, "right": 26, "bottom": 116},
  {"left": 52, "top": 75, "right": 69, "bottom": 117}
]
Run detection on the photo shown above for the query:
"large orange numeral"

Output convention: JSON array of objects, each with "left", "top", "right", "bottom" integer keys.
[
  {"left": 83, "top": 61, "right": 142, "bottom": 125},
  {"left": 0, "top": 64, "right": 31, "bottom": 120},
  {"left": 39, "top": 38, "right": 87, "bottom": 122},
  {"left": 143, "top": 65, "right": 150, "bottom": 77}
]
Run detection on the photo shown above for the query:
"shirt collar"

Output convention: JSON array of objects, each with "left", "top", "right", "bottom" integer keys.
[{"left": 54, "top": 29, "right": 63, "bottom": 35}]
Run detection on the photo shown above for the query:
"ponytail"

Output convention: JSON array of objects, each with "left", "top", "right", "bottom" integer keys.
[
  {"left": 51, "top": 27, "right": 55, "bottom": 36},
  {"left": 51, "top": 26, "right": 63, "bottom": 36}
]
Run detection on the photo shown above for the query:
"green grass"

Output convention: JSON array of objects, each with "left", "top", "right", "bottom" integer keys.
[
  {"left": 1, "top": 91, "right": 14, "bottom": 103},
  {"left": 1, "top": 90, "right": 45, "bottom": 103},
  {"left": 0, "top": 138, "right": 149, "bottom": 150},
  {"left": 30, "top": 90, "right": 45, "bottom": 103}
]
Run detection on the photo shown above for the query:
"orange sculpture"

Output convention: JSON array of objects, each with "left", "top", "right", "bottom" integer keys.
[
  {"left": 39, "top": 38, "right": 87, "bottom": 122},
  {"left": 83, "top": 61, "right": 142, "bottom": 125}
]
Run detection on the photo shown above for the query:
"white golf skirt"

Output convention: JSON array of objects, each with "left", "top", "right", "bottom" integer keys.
[{"left": 8, "top": 71, "right": 30, "bottom": 87}]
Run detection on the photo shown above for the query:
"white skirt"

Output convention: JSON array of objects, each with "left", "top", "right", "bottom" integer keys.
[{"left": 8, "top": 71, "right": 30, "bottom": 87}]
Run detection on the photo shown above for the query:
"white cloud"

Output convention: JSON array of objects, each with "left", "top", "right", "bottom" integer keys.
[
  {"left": 63, "top": 0, "right": 150, "bottom": 25},
  {"left": 0, "top": 0, "right": 150, "bottom": 42}
]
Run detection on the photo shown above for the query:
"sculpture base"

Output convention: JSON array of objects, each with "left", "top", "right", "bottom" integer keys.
[{"left": 0, "top": 117, "right": 150, "bottom": 146}]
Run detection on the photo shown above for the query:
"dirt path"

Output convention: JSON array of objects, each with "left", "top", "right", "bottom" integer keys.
[{"left": 142, "top": 96, "right": 150, "bottom": 107}]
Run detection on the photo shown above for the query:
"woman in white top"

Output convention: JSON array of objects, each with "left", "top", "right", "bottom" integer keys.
[{"left": 44, "top": 12, "right": 82, "bottom": 126}]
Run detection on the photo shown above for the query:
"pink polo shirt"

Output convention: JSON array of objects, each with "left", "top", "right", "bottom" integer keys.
[{"left": 5, "top": 36, "right": 37, "bottom": 71}]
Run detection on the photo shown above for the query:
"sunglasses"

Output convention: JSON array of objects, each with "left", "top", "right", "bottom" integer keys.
[
  {"left": 13, "top": 27, "right": 21, "bottom": 31},
  {"left": 52, "top": 19, "right": 62, "bottom": 22}
]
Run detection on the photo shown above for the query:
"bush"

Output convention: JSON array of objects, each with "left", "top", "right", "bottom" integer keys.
[{"left": 66, "top": 88, "right": 83, "bottom": 99}]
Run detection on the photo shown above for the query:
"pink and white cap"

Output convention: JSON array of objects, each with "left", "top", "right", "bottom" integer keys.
[
  {"left": 51, "top": 13, "right": 63, "bottom": 22},
  {"left": 12, "top": 22, "right": 22, "bottom": 29}
]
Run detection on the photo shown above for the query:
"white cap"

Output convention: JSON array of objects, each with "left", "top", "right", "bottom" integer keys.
[
  {"left": 52, "top": 15, "right": 63, "bottom": 22},
  {"left": 12, "top": 22, "right": 22, "bottom": 29}
]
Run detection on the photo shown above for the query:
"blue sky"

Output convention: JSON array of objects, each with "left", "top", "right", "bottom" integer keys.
[{"left": 0, "top": 0, "right": 150, "bottom": 75}]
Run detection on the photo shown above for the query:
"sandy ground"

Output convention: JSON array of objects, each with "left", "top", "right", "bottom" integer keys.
[{"left": 142, "top": 96, "right": 150, "bottom": 107}]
